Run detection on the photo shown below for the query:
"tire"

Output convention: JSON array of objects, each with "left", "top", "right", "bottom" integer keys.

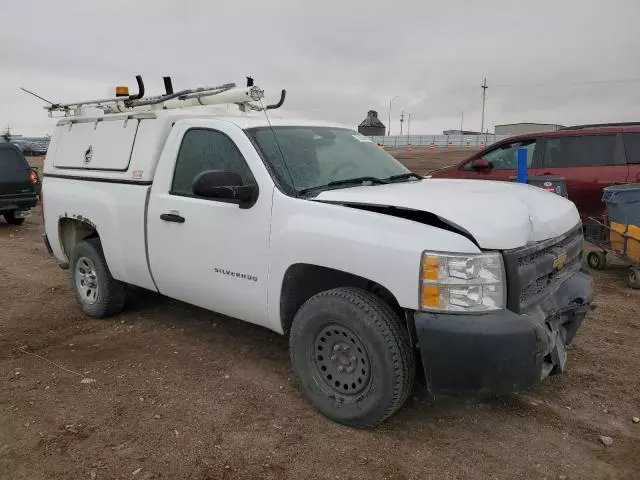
[
  {"left": 587, "top": 251, "right": 606, "bottom": 270},
  {"left": 628, "top": 267, "right": 640, "bottom": 290},
  {"left": 3, "top": 211, "right": 25, "bottom": 226},
  {"left": 70, "top": 238, "right": 126, "bottom": 318},
  {"left": 290, "top": 287, "right": 415, "bottom": 427}
]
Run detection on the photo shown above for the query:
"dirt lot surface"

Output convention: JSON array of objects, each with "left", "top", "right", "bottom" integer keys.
[
  {"left": 387, "top": 147, "right": 477, "bottom": 175},
  {"left": 1, "top": 153, "right": 640, "bottom": 479}
]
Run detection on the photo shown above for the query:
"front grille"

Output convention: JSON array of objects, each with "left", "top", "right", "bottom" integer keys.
[{"left": 503, "top": 226, "right": 583, "bottom": 314}]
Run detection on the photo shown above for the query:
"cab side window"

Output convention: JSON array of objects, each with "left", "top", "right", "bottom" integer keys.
[
  {"left": 462, "top": 139, "right": 537, "bottom": 170},
  {"left": 542, "top": 135, "right": 619, "bottom": 168},
  {"left": 171, "top": 129, "right": 255, "bottom": 197},
  {"left": 623, "top": 133, "right": 640, "bottom": 164}
]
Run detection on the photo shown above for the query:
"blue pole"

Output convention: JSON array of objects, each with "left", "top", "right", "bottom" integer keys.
[{"left": 516, "top": 147, "right": 528, "bottom": 183}]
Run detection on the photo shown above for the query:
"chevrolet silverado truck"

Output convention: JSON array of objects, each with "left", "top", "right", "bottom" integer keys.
[{"left": 41, "top": 79, "right": 593, "bottom": 427}]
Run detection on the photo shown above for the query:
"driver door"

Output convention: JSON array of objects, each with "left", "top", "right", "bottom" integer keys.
[
  {"left": 461, "top": 139, "right": 539, "bottom": 182},
  {"left": 147, "top": 120, "right": 273, "bottom": 327}
]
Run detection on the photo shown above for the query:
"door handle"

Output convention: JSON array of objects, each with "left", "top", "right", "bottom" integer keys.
[{"left": 160, "top": 213, "right": 185, "bottom": 223}]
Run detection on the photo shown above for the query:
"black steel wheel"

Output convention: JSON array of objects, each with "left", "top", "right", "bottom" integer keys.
[
  {"left": 587, "top": 251, "right": 607, "bottom": 270},
  {"left": 290, "top": 287, "right": 415, "bottom": 427},
  {"left": 313, "top": 324, "right": 371, "bottom": 398}
]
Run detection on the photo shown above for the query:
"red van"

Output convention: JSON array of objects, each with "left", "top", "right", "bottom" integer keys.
[{"left": 430, "top": 123, "right": 640, "bottom": 219}]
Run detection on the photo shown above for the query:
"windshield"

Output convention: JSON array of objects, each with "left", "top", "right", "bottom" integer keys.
[{"left": 246, "top": 127, "right": 410, "bottom": 194}]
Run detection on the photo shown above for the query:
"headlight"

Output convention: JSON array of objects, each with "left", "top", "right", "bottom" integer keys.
[{"left": 420, "top": 251, "right": 506, "bottom": 312}]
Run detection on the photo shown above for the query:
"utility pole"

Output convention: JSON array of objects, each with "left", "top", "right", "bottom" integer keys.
[
  {"left": 407, "top": 113, "right": 411, "bottom": 138},
  {"left": 388, "top": 96, "right": 400, "bottom": 136},
  {"left": 460, "top": 111, "right": 464, "bottom": 146},
  {"left": 400, "top": 111, "right": 404, "bottom": 135},
  {"left": 480, "top": 77, "right": 488, "bottom": 136}
]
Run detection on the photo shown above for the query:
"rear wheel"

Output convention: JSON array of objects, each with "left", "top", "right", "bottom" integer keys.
[
  {"left": 290, "top": 287, "right": 415, "bottom": 427},
  {"left": 587, "top": 251, "right": 607, "bottom": 270},
  {"left": 628, "top": 267, "right": 640, "bottom": 290},
  {"left": 3, "top": 211, "right": 25, "bottom": 226},
  {"left": 70, "top": 238, "right": 126, "bottom": 318}
]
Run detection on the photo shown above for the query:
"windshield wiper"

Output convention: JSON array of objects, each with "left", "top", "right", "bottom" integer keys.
[
  {"left": 299, "top": 176, "right": 389, "bottom": 196},
  {"left": 386, "top": 172, "right": 423, "bottom": 182}
]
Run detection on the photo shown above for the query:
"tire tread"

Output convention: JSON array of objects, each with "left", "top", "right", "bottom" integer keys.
[
  {"left": 290, "top": 287, "right": 415, "bottom": 426},
  {"left": 71, "top": 238, "right": 126, "bottom": 318}
]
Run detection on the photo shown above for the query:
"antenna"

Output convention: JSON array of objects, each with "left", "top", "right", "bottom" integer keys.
[
  {"left": 20, "top": 87, "right": 55, "bottom": 106},
  {"left": 258, "top": 98, "right": 296, "bottom": 191}
]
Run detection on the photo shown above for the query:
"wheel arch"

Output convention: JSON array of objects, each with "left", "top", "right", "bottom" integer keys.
[
  {"left": 58, "top": 216, "right": 99, "bottom": 267},
  {"left": 279, "top": 263, "right": 404, "bottom": 336}
]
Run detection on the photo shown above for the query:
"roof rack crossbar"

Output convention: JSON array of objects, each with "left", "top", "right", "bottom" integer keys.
[
  {"left": 44, "top": 75, "right": 280, "bottom": 117},
  {"left": 47, "top": 83, "right": 238, "bottom": 112}
]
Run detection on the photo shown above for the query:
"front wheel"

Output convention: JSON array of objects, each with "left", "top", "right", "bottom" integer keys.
[
  {"left": 70, "top": 238, "right": 126, "bottom": 318},
  {"left": 290, "top": 287, "right": 415, "bottom": 427},
  {"left": 3, "top": 211, "right": 25, "bottom": 226}
]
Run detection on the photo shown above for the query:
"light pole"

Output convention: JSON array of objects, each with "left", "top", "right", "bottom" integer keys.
[{"left": 388, "top": 96, "right": 400, "bottom": 136}]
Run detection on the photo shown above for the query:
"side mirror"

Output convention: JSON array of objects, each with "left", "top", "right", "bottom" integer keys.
[
  {"left": 472, "top": 158, "right": 492, "bottom": 171},
  {"left": 192, "top": 170, "right": 257, "bottom": 209}
]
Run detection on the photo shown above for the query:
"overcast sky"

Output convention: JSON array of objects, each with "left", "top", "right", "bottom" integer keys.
[{"left": 1, "top": 0, "right": 639, "bottom": 136}]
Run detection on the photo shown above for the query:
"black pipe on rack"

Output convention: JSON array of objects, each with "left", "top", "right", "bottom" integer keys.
[
  {"left": 129, "top": 75, "right": 145, "bottom": 100},
  {"left": 163, "top": 76, "right": 174, "bottom": 95},
  {"left": 266, "top": 90, "right": 286, "bottom": 110}
]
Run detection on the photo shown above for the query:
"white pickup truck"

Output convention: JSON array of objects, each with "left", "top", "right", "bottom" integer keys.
[{"left": 42, "top": 79, "right": 593, "bottom": 427}]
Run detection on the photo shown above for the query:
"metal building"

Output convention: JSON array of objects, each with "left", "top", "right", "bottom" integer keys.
[
  {"left": 442, "top": 129, "right": 481, "bottom": 135},
  {"left": 358, "top": 110, "right": 386, "bottom": 136},
  {"left": 494, "top": 123, "right": 564, "bottom": 135}
]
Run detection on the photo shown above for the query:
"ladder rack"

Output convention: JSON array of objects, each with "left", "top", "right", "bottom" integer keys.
[{"left": 44, "top": 75, "right": 286, "bottom": 117}]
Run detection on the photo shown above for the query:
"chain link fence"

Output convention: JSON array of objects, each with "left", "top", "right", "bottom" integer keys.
[{"left": 368, "top": 134, "right": 509, "bottom": 148}]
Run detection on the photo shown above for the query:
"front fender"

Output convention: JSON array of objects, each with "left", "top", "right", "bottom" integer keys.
[{"left": 267, "top": 192, "right": 480, "bottom": 329}]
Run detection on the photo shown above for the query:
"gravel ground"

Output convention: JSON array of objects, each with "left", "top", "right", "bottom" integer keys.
[
  {"left": 385, "top": 147, "right": 477, "bottom": 175},
  {"left": 1, "top": 153, "right": 639, "bottom": 479}
]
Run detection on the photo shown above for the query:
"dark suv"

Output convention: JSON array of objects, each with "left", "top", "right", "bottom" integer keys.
[
  {"left": 430, "top": 123, "right": 640, "bottom": 219},
  {"left": 0, "top": 143, "right": 39, "bottom": 226}
]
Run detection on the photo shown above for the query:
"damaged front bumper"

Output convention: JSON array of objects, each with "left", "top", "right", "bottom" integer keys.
[{"left": 413, "top": 269, "right": 593, "bottom": 396}]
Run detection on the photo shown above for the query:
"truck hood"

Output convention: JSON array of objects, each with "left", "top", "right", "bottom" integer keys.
[{"left": 313, "top": 178, "right": 580, "bottom": 250}]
